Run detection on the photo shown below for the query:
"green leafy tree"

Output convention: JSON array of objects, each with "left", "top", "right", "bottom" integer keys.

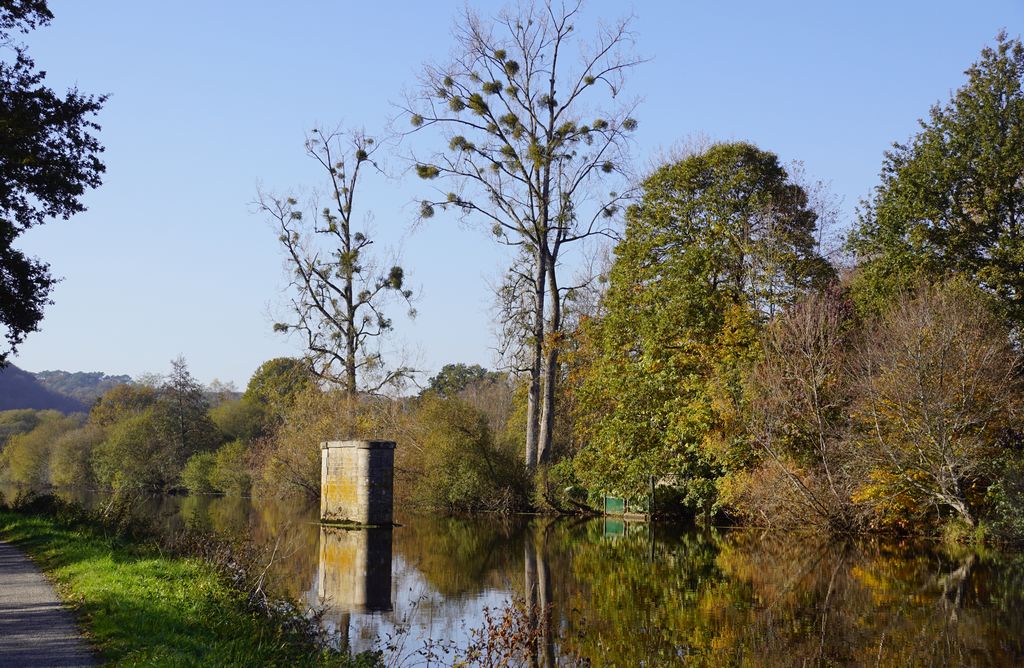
[
  {"left": 257, "top": 129, "right": 413, "bottom": 395},
  {"left": 0, "top": 407, "right": 60, "bottom": 444},
  {"left": 848, "top": 33, "right": 1024, "bottom": 325},
  {"left": 89, "top": 359, "right": 218, "bottom": 490},
  {"left": 0, "top": 410, "right": 79, "bottom": 486},
  {"left": 408, "top": 395, "right": 527, "bottom": 513},
  {"left": 406, "top": 0, "right": 642, "bottom": 469},
  {"left": 243, "top": 357, "right": 310, "bottom": 406},
  {"left": 423, "top": 363, "right": 504, "bottom": 397},
  {"left": 91, "top": 409, "right": 172, "bottom": 490},
  {"left": 0, "top": 0, "right": 105, "bottom": 363},
  {"left": 573, "top": 143, "right": 834, "bottom": 513},
  {"left": 87, "top": 383, "right": 157, "bottom": 427},
  {"left": 182, "top": 441, "right": 251, "bottom": 496},
  {"left": 238, "top": 357, "right": 312, "bottom": 435},
  {"left": 423, "top": 363, "right": 515, "bottom": 438},
  {"left": 48, "top": 423, "right": 103, "bottom": 487},
  {"left": 209, "top": 440, "right": 251, "bottom": 496},
  {"left": 208, "top": 398, "right": 263, "bottom": 443}
]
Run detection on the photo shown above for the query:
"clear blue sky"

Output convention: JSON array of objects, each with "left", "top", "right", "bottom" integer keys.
[{"left": 13, "top": 1, "right": 1022, "bottom": 388}]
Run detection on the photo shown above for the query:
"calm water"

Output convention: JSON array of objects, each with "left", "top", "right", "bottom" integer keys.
[{"left": 40, "top": 491, "right": 1024, "bottom": 666}]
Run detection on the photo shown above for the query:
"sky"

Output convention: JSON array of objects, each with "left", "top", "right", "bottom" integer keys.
[{"left": 11, "top": 0, "right": 1023, "bottom": 389}]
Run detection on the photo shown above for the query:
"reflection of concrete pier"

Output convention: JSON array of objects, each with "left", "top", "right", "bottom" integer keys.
[{"left": 317, "top": 526, "right": 393, "bottom": 615}]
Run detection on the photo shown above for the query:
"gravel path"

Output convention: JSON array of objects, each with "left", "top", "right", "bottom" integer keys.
[{"left": 0, "top": 541, "right": 93, "bottom": 667}]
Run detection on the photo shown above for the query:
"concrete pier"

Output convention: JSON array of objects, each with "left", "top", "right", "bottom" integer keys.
[{"left": 320, "top": 440, "right": 395, "bottom": 525}]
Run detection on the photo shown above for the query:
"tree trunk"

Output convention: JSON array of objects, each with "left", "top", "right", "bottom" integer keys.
[
  {"left": 344, "top": 345, "right": 357, "bottom": 397},
  {"left": 344, "top": 238, "right": 357, "bottom": 396},
  {"left": 525, "top": 248, "right": 546, "bottom": 470},
  {"left": 948, "top": 495, "right": 975, "bottom": 527},
  {"left": 538, "top": 248, "right": 561, "bottom": 465}
]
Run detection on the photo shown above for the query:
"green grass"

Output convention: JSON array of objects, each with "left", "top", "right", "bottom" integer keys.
[{"left": 0, "top": 509, "right": 378, "bottom": 667}]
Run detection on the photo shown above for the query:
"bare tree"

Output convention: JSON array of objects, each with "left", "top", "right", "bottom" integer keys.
[
  {"left": 258, "top": 127, "right": 413, "bottom": 395},
  {"left": 747, "top": 288, "right": 859, "bottom": 531},
  {"left": 405, "top": 0, "right": 642, "bottom": 468},
  {"left": 849, "top": 281, "right": 1022, "bottom": 527}
]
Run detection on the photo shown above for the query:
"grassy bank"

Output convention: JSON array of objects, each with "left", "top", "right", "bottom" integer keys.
[{"left": 0, "top": 503, "right": 379, "bottom": 667}]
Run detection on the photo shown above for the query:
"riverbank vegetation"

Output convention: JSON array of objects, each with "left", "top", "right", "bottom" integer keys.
[
  {"left": 566, "top": 34, "right": 1024, "bottom": 542},
  {"left": 0, "top": 493, "right": 379, "bottom": 666},
  {"left": 1, "top": 2, "right": 1022, "bottom": 545}
]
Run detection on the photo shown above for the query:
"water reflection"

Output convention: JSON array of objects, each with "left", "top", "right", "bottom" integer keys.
[
  {"left": 525, "top": 521, "right": 555, "bottom": 668},
  {"left": 318, "top": 526, "right": 393, "bottom": 615},
  {"left": 17, "top": 487, "right": 1024, "bottom": 666},
  {"left": 314, "top": 527, "right": 393, "bottom": 653},
  {"left": 553, "top": 526, "right": 1024, "bottom": 666}
]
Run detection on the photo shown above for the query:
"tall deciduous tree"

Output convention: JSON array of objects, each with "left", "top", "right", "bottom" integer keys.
[
  {"left": 0, "top": 0, "right": 105, "bottom": 363},
  {"left": 848, "top": 33, "right": 1024, "bottom": 327},
  {"left": 258, "top": 128, "right": 413, "bottom": 395},
  {"left": 573, "top": 143, "right": 834, "bottom": 510},
  {"left": 406, "top": 0, "right": 642, "bottom": 469}
]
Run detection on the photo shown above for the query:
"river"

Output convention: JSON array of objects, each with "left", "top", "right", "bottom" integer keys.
[{"left": 36, "top": 491, "right": 1024, "bottom": 666}]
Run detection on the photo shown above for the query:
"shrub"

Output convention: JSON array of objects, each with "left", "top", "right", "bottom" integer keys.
[
  {"left": 49, "top": 424, "right": 105, "bottom": 488},
  {"left": 742, "top": 288, "right": 861, "bottom": 531},
  {"left": 209, "top": 440, "right": 251, "bottom": 496},
  {"left": 409, "top": 396, "right": 528, "bottom": 513},
  {"left": 182, "top": 451, "right": 218, "bottom": 494},
  {"left": 255, "top": 386, "right": 359, "bottom": 498}
]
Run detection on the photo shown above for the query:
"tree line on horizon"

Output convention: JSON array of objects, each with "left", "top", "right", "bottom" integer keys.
[
  {"left": 1, "top": 1, "right": 1023, "bottom": 541},
  {"left": 0, "top": 357, "right": 528, "bottom": 516}
]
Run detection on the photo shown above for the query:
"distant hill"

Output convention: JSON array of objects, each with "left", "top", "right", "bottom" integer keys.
[
  {"left": 0, "top": 365, "right": 87, "bottom": 412},
  {"left": 33, "top": 369, "right": 132, "bottom": 405}
]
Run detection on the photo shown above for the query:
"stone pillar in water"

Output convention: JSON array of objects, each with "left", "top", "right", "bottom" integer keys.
[{"left": 320, "top": 440, "right": 395, "bottom": 525}]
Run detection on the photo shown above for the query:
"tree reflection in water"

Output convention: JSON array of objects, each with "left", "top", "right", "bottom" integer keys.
[{"left": 549, "top": 525, "right": 1024, "bottom": 667}]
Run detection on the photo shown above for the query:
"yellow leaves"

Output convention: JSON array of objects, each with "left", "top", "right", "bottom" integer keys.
[
  {"left": 701, "top": 430, "right": 732, "bottom": 463},
  {"left": 851, "top": 468, "right": 924, "bottom": 531}
]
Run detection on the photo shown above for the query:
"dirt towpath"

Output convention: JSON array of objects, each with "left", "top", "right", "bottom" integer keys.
[{"left": 0, "top": 541, "right": 93, "bottom": 667}]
